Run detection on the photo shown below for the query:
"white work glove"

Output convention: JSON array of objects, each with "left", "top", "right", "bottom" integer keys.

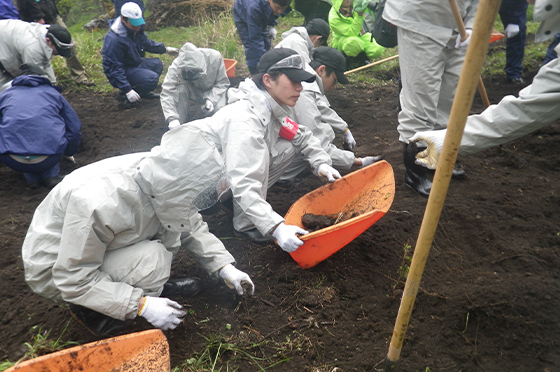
[
  {"left": 408, "top": 130, "right": 447, "bottom": 170},
  {"left": 504, "top": 24, "right": 520, "bottom": 39},
  {"left": 126, "top": 89, "right": 141, "bottom": 103},
  {"left": 201, "top": 99, "right": 214, "bottom": 115},
  {"left": 268, "top": 26, "right": 277, "bottom": 39},
  {"left": 168, "top": 119, "right": 180, "bottom": 130},
  {"left": 166, "top": 46, "right": 179, "bottom": 56},
  {"left": 455, "top": 28, "right": 472, "bottom": 52},
  {"left": 138, "top": 296, "right": 186, "bottom": 330},
  {"left": 358, "top": 155, "right": 383, "bottom": 168},
  {"left": 219, "top": 264, "right": 255, "bottom": 295},
  {"left": 272, "top": 222, "right": 309, "bottom": 253},
  {"left": 343, "top": 129, "right": 356, "bottom": 150},
  {"left": 317, "top": 163, "right": 342, "bottom": 182}
]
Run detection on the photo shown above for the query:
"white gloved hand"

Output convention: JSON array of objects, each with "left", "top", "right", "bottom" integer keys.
[
  {"left": 504, "top": 24, "right": 520, "bottom": 38},
  {"left": 455, "top": 29, "right": 472, "bottom": 52},
  {"left": 268, "top": 26, "right": 277, "bottom": 39},
  {"left": 408, "top": 130, "right": 447, "bottom": 170},
  {"left": 272, "top": 222, "right": 309, "bottom": 252},
  {"left": 352, "top": 0, "right": 369, "bottom": 13},
  {"left": 358, "top": 155, "right": 383, "bottom": 168},
  {"left": 219, "top": 264, "right": 255, "bottom": 295},
  {"left": 201, "top": 99, "right": 214, "bottom": 115},
  {"left": 317, "top": 163, "right": 342, "bottom": 182},
  {"left": 342, "top": 129, "right": 356, "bottom": 150},
  {"left": 166, "top": 46, "right": 179, "bottom": 56},
  {"left": 138, "top": 296, "right": 186, "bottom": 330},
  {"left": 168, "top": 119, "right": 180, "bottom": 130},
  {"left": 126, "top": 89, "right": 141, "bottom": 103}
]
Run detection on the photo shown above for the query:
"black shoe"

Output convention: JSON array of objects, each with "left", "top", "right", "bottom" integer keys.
[
  {"left": 69, "top": 304, "right": 128, "bottom": 338},
  {"left": 43, "top": 175, "right": 64, "bottom": 189},
  {"left": 403, "top": 143, "right": 432, "bottom": 197},
  {"left": 234, "top": 228, "right": 275, "bottom": 245},
  {"left": 161, "top": 277, "right": 201, "bottom": 298},
  {"left": 507, "top": 77, "right": 524, "bottom": 85},
  {"left": 141, "top": 92, "right": 160, "bottom": 99}
]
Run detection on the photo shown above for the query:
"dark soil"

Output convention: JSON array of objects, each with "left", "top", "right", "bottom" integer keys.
[{"left": 1, "top": 57, "right": 559, "bottom": 371}]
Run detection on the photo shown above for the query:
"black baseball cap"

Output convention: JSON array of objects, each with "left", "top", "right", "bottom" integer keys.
[
  {"left": 312, "top": 46, "right": 350, "bottom": 84},
  {"left": 305, "top": 18, "right": 330, "bottom": 46},
  {"left": 46, "top": 25, "right": 74, "bottom": 58},
  {"left": 257, "top": 48, "right": 316, "bottom": 83}
]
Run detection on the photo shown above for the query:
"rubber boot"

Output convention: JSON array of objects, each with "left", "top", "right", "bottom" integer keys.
[
  {"left": 69, "top": 304, "right": 128, "bottom": 338},
  {"left": 403, "top": 143, "right": 432, "bottom": 197},
  {"left": 161, "top": 277, "right": 201, "bottom": 298}
]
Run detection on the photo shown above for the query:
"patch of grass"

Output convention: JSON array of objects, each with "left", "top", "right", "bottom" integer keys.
[{"left": 0, "top": 321, "right": 78, "bottom": 370}]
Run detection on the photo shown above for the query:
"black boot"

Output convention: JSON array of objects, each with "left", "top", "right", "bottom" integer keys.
[
  {"left": 403, "top": 143, "right": 432, "bottom": 197},
  {"left": 69, "top": 304, "right": 128, "bottom": 338},
  {"left": 234, "top": 228, "right": 275, "bottom": 245},
  {"left": 161, "top": 277, "right": 201, "bottom": 298}
]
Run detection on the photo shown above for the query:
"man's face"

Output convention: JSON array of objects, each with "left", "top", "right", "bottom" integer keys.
[
  {"left": 268, "top": 0, "right": 288, "bottom": 15},
  {"left": 339, "top": 0, "right": 353, "bottom": 17},
  {"left": 122, "top": 17, "right": 142, "bottom": 32},
  {"left": 317, "top": 65, "right": 338, "bottom": 92}
]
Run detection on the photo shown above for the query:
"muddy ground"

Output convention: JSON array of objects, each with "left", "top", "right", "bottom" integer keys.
[{"left": 0, "top": 49, "right": 559, "bottom": 371}]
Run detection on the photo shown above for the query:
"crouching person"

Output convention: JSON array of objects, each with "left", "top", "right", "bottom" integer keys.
[
  {"left": 161, "top": 42, "right": 230, "bottom": 130},
  {"left": 22, "top": 125, "right": 254, "bottom": 337},
  {"left": 0, "top": 64, "right": 81, "bottom": 189}
]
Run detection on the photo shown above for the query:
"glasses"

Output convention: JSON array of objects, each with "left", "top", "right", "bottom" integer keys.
[
  {"left": 191, "top": 172, "right": 231, "bottom": 212},
  {"left": 47, "top": 32, "right": 75, "bottom": 50},
  {"left": 267, "top": 55, "right": 305, "bottom": 72}
]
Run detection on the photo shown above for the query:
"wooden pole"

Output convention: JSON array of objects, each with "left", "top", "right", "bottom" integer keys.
[
  {"left": 344, "top": 55, "right": 399, "bottom": 75},
  {"left": 449, "top": 0, "right": 492, "bottom": 108},
  {"left": 384, "top": 0, "right": 501, "bottom": 370}
]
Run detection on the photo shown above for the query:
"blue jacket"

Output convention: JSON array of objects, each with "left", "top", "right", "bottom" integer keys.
[
  {"left": 0, "top": 75, "right": 82, "bottom": 156},
  {"left": 0, "top": 0, "right": 19, "bottom": 19},
  {"left": 233, "top": 0, "right": 291, "bottom": 70},
  {"left": 101, "top": 19, "right": 166, "bottom": 92}
]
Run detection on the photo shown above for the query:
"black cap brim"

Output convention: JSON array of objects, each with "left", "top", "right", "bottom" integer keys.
[
  {"left": 335, "top": 70, "right": 349, "bottom": 84},
  {"left": 56, "top": 47, "right": 73, "bottom": 58},
  {"left": 280, "top": 68, "right": 316, "bottom": 83}
]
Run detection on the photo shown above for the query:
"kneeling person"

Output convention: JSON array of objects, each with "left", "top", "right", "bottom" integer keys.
[{"left": 22, "top": 126, "right": 254, "bottom": 337}]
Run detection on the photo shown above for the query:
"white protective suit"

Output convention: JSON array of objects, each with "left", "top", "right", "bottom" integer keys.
[
  {"left": 22, "top": 126, "right": 235, "bottom": 321},
  {"left": 383, "top": 0, "right": 479, "bottom": 143},
  {"left": 190, "top": 78, "right": 332, "bottom": 235},
  {"left": 279, "top": 70, "right": 355, "bottom": 181},
  {"left": 0, "top": 19, "right": 56, "bottom": 85},
  {"left": 451, "top": 43, "right": 560, "bottom": 155},
  {"left": 275, "top": 27, "right": 315, "bottom": 64},
  {"left": 160, "top": 42, "right": 230, "bottom": 124}
]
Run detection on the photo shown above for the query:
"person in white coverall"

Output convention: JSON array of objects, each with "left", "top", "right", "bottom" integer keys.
[
  {"left": 275, "top": 18, "right": 331, "bottom": 64},
  {"left": 22, "top": 125, "right": 254, "bottom": 337},
  {"left": 0, "top": 20, "right": 74, "bottom": 85},
  {"left": 410, "top": 42, "right": 560, "bottom": 171},
  {"left": 180, "top": 48, "right": 341, "bottom": 251},
  {"left": 278, "top": 46, "right": 383, "bottom": 183},
  {"left": 161, "top": 42, "right": 230, "bottom": 129},
  {"left": 383, "top": 0, "right": 477, "bottom": 197}
]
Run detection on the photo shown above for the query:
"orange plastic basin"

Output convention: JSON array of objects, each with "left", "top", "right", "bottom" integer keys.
[
  {"left": 6, "top": 329, "right": 170, "bottom": 372},
  {"left": 284, "top": 160, "right": 395, "bottom": 269},
  {"left": 490, "top": 31, "right": 504, "bottom": 43},
  {"left": 223, "top": 58, "right": 238, "bottom": 78}
]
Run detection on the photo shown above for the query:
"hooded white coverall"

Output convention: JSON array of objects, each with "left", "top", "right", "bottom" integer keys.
[
  {"left": 275, "top": 27, "right": 315, "bottom": 64},
  {"left": 0, "top": 19, "right": 56, "bottom": 85},
  {"left": 160, "top": 42, "right": 230, "bottom": 124},
  {"left": 279, "top": 70, "right": 355, "bottom": 181},
  {"left": 22, "top": 126, "right": 235, "bottom": 321},
  {"left": 383, "top": 0, "right": 479, "bottom": 143},
  {"left": 456, "top": 44, "right": 560, "bottom": 155},
  {"left": 190, "top": 78, "right": 331, "bottom": 235}
]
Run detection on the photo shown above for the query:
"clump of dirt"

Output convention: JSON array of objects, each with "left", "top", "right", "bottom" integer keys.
[{"left": 301, "top": 213, "right": 338, "bottom": 231}]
